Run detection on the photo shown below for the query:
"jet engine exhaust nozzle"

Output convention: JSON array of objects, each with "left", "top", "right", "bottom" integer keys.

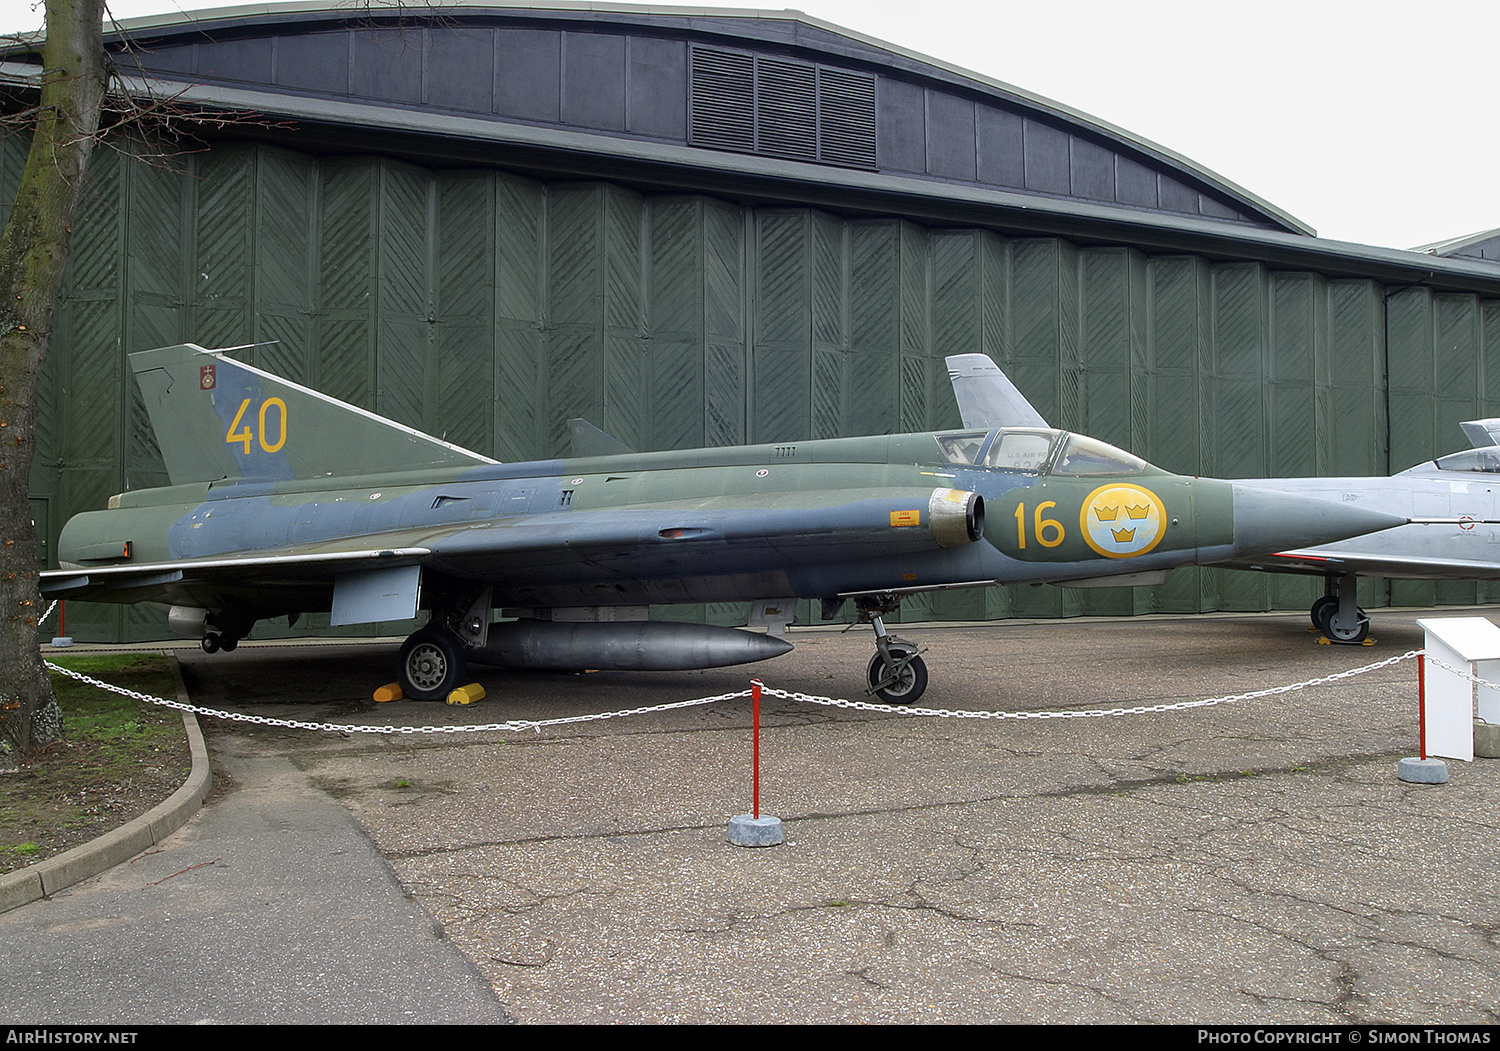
[{"left": 929, "top": 488, "right": 984, "bottom": 547}]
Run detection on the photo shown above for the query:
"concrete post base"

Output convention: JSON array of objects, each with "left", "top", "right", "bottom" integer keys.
[
  {"left": 1397, "top": 757, "right": 1450, "bottom": 784},
  {"left": 727, "top": 814, "right": 784, "bottom": 847}
]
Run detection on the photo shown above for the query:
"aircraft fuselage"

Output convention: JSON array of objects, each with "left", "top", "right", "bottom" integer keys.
[{"left": 57, "top": 427, "right": 1378, "bottom": 619}]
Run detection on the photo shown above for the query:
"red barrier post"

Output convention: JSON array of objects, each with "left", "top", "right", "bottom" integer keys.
[
  {"left": 1417, "top": 652, "right": 1427, "bottom": 761},
  {"left": 726, "top": 678, "right": 783, "bottom": 846},
  {"left": 751, "top": 678, "right": 762, "bottom": 819}
]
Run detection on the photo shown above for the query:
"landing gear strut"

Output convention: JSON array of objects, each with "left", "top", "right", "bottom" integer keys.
[
  {"left": 396, "top": 581, "right": 489, "bottom": 700},
  {"left": 856, "top": 596, "right": 929, "bottom": 705},
  {"left": 1311, "top": 573, "right": 1368, "bottom": 644}
]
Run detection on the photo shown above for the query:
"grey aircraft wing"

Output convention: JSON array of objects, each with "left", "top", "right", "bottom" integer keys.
[
  {"left": 1228, "top": 545, "right": 1500, "bottom": 582},
  {"left": 40, "top": 487, "right": 984, "bottom": 623}
]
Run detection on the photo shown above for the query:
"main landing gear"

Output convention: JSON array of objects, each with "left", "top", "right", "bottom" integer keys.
[
  {"left": 1311, "top": 573, "right": 1369, "bottom": 644},
  {"left": 856, "top": 596, "right": 929, "bottom": 705},
  {"left": 396, "top": 582, "right": 490, "bottom": 700}
]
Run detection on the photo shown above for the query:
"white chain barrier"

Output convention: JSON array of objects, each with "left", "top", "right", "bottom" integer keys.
[
  {"left": 43, "top": 659, "right": 749, "bottom": 736},
  {"left": 759, "top": 648, "right": 1424, "bottom": 720},
  {"left": 1420, "top": 653, "right": 1500, "bottom": 695},
  {"left": 38, "top": 602, "right": 1432, "bottom": 736}
]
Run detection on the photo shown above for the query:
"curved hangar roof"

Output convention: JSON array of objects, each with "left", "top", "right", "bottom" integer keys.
[
  {"left": 81, "top": 2, "right": 1300, "bottom": 233},
  {"left": 8, "top": 3, "right": 1498, "bottom": 292}
]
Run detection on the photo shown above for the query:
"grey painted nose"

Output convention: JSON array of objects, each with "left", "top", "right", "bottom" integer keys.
[{"left": 1230, "top": 486, "right": 1406, "bottom": 557}]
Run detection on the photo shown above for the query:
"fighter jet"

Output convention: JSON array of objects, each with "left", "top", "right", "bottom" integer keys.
[
  {"left": 38, "top": 344, "right": 1405, "bottom": 702},
  {"left": 945, "top": 354, "right": 1498, "bottom": 646},
  {"left": 1226, "top": 422, "right": 1500, "bottom": 644}
]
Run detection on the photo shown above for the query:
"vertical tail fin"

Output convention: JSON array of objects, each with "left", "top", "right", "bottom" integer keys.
[
  {"left": 566, "top": 417, "right": 635, "bottom": 457},
  {"left": 945, "top": 354, "right": 1050, "bottom": 429},
  {"left": 1460, "top": 419, "right": 1500, "bottom": 449},
  {"left": 130, "top": 344, "right": 496, "bottom": 485}
]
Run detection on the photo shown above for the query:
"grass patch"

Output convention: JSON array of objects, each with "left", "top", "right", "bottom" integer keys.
[{"left": 0, "top": 654, "right": 190, "bottom": 875}]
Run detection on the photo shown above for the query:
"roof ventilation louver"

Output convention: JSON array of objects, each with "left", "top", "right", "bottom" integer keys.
[
  {"left": 816, "top": 66, "right": 877, "bottom": 168},
  {"left": 756, "top": 57, "right": 817, "bottom": 161},
  {"left": 689, "top": 46, "right": 755, "bottom": 152},
  {"left": 690, "top": 45, "right": 876, "bottom": 170}
]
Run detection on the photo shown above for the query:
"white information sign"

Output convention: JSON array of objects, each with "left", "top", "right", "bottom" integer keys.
[{"left": 1415, "top": 617, "right": 1500, "bottom": 763}]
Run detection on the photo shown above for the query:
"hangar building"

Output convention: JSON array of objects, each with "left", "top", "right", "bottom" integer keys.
[{"left": 9, "top": 2, "right": 1500, "bottom": 641}]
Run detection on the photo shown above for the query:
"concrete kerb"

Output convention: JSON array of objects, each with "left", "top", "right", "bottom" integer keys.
[{"left": 0, "top": 656, "right": 213, "bottom": 915}]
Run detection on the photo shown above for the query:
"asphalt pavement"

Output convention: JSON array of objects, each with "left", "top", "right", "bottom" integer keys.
[{"left": 4, "top": 610, "right": 1499, "bottom": 1024}]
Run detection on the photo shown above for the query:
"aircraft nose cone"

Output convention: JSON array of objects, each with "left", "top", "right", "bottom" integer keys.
[{"left": 1230, "top": 486, "right": 1406, "bottom": 557}]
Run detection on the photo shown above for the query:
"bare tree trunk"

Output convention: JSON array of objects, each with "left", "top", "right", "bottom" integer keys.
[{"left": 0, "top": 0, "right": 107, "bottom": 768}]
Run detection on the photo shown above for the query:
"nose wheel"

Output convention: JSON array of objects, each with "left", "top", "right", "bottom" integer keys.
[
  {"left": 858, "top": 602, "right": 929, "bottom": 705},
  {"left": 866, "top": 644, "right": 928, "bottom": 704}
]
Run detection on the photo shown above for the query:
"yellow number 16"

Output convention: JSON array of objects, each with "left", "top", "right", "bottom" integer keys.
[
  {"left": 225, "top": 397, "right": 288, "bottom": 454},
  {"left": 1014, "top": 500, "right": 1065, "bottom": 549}
]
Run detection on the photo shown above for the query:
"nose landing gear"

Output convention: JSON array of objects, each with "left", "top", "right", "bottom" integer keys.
[
  {"left": 866, "top": 639, "right": 928, "bottom": 704},
  {"left": 856, "top": 596, "right": 929, "bottom": 705}
]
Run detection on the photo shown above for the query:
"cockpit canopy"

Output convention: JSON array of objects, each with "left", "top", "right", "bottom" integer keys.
[
  {"left": 1433, "top": 448, "right": 1500, "bottom": 474},
  {"left": 934, "top": 428, "right": 1149, "bottom": 476}
]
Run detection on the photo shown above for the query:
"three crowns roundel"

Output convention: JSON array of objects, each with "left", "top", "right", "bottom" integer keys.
[{"left": 1080, "top": 483, "right": 1167, "bottom": 558}]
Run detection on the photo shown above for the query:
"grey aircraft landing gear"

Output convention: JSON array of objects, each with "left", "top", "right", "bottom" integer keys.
[
  {"left": 199, "top": 618, "right": 245, "bottom": 654},
  {"left": 398, "top": 626, "right": 468, "bottom": 701},
  {"left": 865, "top": 644, "right": 928, "bottom": 704},
  {"left": 856, "top": 596, "right": 929, "bottom": 705},
  {"left": 170, "top": 609, "right": 250, "bottom": 656},
  {"left": 1312, "top": 573, "right": 1369, "bottom": 644}
]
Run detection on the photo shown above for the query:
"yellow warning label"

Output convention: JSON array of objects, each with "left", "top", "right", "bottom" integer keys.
[{"left": 890, "top": 510, "right": 921, "bottom": 527}]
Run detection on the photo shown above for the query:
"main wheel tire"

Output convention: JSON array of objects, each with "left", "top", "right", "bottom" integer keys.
[
  {"left": 1310, "top": 595, "right": 1338, "bottom": 632},
  {"left": 866, "top": 648, "right": 928, "bottom": 705},
  {"left": 200, "top": 634, "right": 220, "bottom": 654},
  {"left": 219, "top": 635, "right": 239, "bottom": 653},
  {"left": 399, "top": 627, "right": 467, "bottom": 701},
  {"left": 1326, "top": 614, "right": 1370, "bottom": 644}
]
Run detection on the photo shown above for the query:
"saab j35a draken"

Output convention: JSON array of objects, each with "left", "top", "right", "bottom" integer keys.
[{"left": 39, "top": 346, "right": 1406, "bottom": 703}]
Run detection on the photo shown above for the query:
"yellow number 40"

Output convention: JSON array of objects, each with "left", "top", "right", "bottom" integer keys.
[{"left": 225, "top": 397, "right": 288, "bottom": 454}]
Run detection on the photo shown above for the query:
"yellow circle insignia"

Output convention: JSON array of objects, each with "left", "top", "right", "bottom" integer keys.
[{"left": 1079, "top": 483, "right": 1167, "bottom": 558}]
